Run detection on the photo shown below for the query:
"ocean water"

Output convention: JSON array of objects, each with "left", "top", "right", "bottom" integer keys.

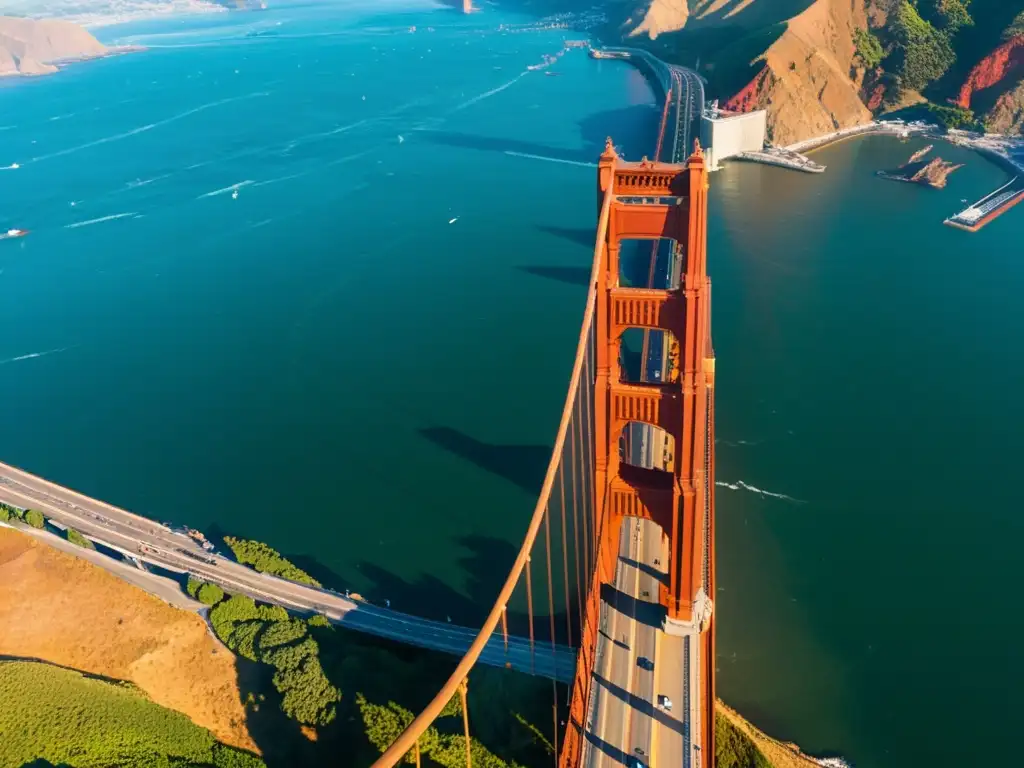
[{"left": 2, "top": 2, "right": 1024, "bottom": 767}]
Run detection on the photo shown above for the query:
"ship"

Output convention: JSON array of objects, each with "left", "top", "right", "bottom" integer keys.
[{"left": 3, "top": 228, "right": 28, "bottom": 239}]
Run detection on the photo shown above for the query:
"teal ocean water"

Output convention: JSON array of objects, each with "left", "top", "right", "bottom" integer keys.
[{"left": 2, "top": 2, "right": 1022, "bottom": 767}]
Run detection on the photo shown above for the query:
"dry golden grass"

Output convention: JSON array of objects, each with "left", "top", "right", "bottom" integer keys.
[
  {"left": 718, "top": 700, "right": 822, "bottom": 768},
  {"left": 0, "top": 527, "right": 257, "bottom": 752}
]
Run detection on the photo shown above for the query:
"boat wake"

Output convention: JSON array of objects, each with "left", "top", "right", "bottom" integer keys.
[
  {"left": 32, "top": 91, "right": 270, "bottom": 163},
  {"left": 452, "top": 72, "right": 528, "bottom": 112},
  {"left": 65, "top": 212, "right": 137, "bottom": 229},
  {"left": 505, "top": 151, "right": 595, "bottom": 169},
  {"left": 197, "top": 181, "right": 254, "bottom": 199},
  {"left": 0, "top": 347, "right": 70, "bottom": 366},
  {"left": 716, "top": 480, "right": 804, "bottom": 504}
]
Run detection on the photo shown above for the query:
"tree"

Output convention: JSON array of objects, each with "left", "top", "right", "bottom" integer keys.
[
  {"left": 1005, "top": 10, "right": 1024, "bottom": 41},
  {"left": 223, "top": 537, "right": 321, "bottom": 586},
  {"left": 890, "top": 1, "right": 956, "bottom": 91},
  {"left": 307, "top": 614, "right": 331, "bottom": 628},
  {"left": 212, "top": 744, "right": 265, "bottom": 768},
  {"left": 186, "top": 576, "right": 203, "bottom": 599},
  {"left": 229, "top": 621, "right": 263, "bottom": 662},
  {"left": 67, "top": 528, "right": 95, "bottom": 549},
  {"left": 273, "top": 656, "right": 340, "bottom": 726},
  {"left": 24, "top": 509, "right": 45, "bottom": 529},
  {"left": 0, "top": 503, "right": 17, "bottom": 523},
  {"left": 196, "top": 583, "right": 224, "bottom": 606},
  {"left": 854, "top": 28, "right": 884, "bottom": 69},
  {"left": 258, "top": 619, "right": 308, "bottom": 651}
]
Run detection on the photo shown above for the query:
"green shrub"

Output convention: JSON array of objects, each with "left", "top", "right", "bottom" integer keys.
[
  {"left": 1005, "top": 10, "right": 1024, "bottom": 40},
  {"left": 928, "top": 102, "right": 979, "bottom": 129},
  {"left": 0, "top": 502, "right": 19, "bottom": 522},
  {"left": 66, "top": 528, "right": 95, "bottom": 549},
  {"left": 224, "top": 536, "right": 321, "bottom": 586},
  {"left": 307, "top": 613, "right": 331, "bottom": 628},
  {"left": 197, "top": 582, "right": 225, "bottom": 606},
  {"left": 0, "top": 660, "right": 264, "bottom": 768},
  {"left": 357, "top": 693, "right": 525, "bottom": 768},
  {"left": 23, "top": 508, "right": 45, "bottom": 529},
  {"left": 715, "top": 712, "right": 772, "bottom": 768},
  {"left": 854, "top": 27, "right": 885, "bottom": 68},
  {"left": 889, "top": 1, "right": 956, "bottom": 91},
  {"left": 213, "top": 743, "right": 266, "bottom": 768},
  {"left": 186, "top": 575, "right": 203, "bottom": 598},
  {"left": 259, "top": 618, "right": 308, "bottom": 650}
]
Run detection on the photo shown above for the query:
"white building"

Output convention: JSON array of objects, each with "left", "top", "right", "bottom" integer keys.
[{"left": 700, "top": 107, "right": 767, "bottom": 171}]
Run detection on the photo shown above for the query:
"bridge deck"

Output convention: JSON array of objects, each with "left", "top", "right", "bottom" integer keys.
[
  {"left": 0, "top": 461, "right": 575, "bottom": 682},
  {"left": 582, "top": 517, "right": 696, "bottom": 768}
]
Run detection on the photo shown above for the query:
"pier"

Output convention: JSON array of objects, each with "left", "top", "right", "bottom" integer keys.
[{"left": 944, "top": 176, "right": 1024, "bottom": 232}]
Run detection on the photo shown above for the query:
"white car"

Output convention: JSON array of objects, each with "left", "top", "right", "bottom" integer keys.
[{"left": 658, "top": 695, "right": 673, "bottom": 711}]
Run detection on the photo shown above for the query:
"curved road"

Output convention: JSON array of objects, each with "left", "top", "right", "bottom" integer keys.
[{"left": 0, "top": 461, "right": 575, "bottom": 683}]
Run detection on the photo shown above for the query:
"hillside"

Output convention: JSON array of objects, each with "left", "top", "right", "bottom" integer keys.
[
  {"left": 0, "top": 15, "right": 107, "bottom": 76},
  {"left": 591, "top": 0, "right": 1024, "bottom": 142},
  {"left": 0, "top": 527, "right": 257, "bottom": 752},
  {"left": 0, "top": 660, "right": 262, "bottom": 768}
]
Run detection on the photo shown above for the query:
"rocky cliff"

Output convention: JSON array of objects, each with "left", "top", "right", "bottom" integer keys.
[
  {"left": 602, "top": 0, "right": 1024, "bottom": 142},
  {"left": 0, "top": 16, "right": 107, "bottom": 77}
]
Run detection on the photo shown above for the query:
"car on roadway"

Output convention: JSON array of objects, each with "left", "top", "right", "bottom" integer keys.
[
  {"left": 637, "top": 656, "right": 654, "bottom": 672},
  {"left": 658, "top": 694, "right": 673, "bottom": 711}
]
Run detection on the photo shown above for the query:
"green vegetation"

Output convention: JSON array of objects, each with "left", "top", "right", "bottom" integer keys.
[
  {"left": 208, "top": 594, "right": 340, "bottom": 727},
  {"left": 187, "top": 577, "right": 224, "bottom": 605},
  {"left": 0, "top": 501, "right": 19, "bottom": 522},
  {"left": 927, "top": 102, "right": 980, "bottom": 128},
  {"left": 198, "top": 582, "right": 225, "bottom": 606},
  {"left": 933, "top": 0, "right": 974, "bottom": 35},
  {"left": 0, "top": 660, "right": 264, "bottom": 768},
  {"left": 67, "top": 527, "right": 96, "bottom": 549},
  {"left": 307, "top": 612, "right": 331, "bottom": 628},
  {"left": 358, "top": 693, "right": 529, "bottom": 768},
  {"left": 24, "top": 507, "right": 45, "bottom": 529},
  {"left": 854, "top": 27, "right": 885, "bottom": 69},
  {"left": 889, "top": 1, "right": 957, "bottom": 92},
  {"left": 1005, "top": 10, "right": 1024, "bottom": 40},
  {"left": 223, "top": 536, "right": 321, "bottom": 586},
  {"left": 715, "top": 712, "right": 772, "bottom": 768}
]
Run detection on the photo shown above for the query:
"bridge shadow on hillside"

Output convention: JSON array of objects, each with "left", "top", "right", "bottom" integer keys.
[{"left": 417, "top": 427, "right": 550, "bottom": 497}]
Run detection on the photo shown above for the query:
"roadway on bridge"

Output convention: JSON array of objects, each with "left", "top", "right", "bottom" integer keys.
[
  {"left": 581, "top": 517, "right": 694, "bottom": 768},
  {"left": 0, "top": 461, "right": 575, "bottom": 682},
  {"left": 668, "top": 65, "right": 705, "bottom": 164}
]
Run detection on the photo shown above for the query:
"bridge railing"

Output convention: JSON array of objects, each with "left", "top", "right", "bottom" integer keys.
[{"left": 370, "top": 171, "right": 615, "bottom": 768}]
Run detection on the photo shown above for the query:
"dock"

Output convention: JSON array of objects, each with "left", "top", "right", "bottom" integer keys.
[{"left": 944, "top": 176, "right": 1024, "bottom": 232}]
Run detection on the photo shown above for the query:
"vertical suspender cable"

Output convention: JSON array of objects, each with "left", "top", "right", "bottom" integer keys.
[
  {"left": 544, "top": 503, "right": 557, "bottom": 651},
  {"left": 551, "top": 677, "right": 560, "bottom": 767},
  {"left": 501, "top": 605, "right": 509, "bottom": 657},
  {"left": 583, "top": 337, "right": 597, "bottom": 565},
  {"left": 558, "top": 463, "right": 572, "bottom": 649},
  {"left": 414, "top": 740, "right": 421, "bottom": 768},
  {"left": 525, "top": 554, "right": 535, "bottom": 675},
  {"left": 544, "top": 503, "right": 560, "bottom": 762},
  {"left": 570, "top": 394, "right": 584, "bottom": 636},
  {"left": 460, "top": 679, "right": 472, "bottom": 768}
]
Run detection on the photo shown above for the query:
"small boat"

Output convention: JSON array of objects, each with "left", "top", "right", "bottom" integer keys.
[{"left": 4, "top": 228, "right": 28, "bottom": 238}]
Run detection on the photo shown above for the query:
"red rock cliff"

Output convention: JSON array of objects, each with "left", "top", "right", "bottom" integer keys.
[{"left": 957, "top": 36, "right": 1024, "bottom": 109}]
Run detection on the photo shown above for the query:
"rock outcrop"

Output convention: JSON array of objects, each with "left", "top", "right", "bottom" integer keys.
[
  {"left": 984, "top": 78, "right": 1024, "bottom": 134},
  {"left": 719, "top": 0, "right": 873, "bottom": 146},
  {"left": 0, "top": 16, "right": 108, "bottom": 78},
  {"left": 956, "top": 36, "right": 1024, "bottom": 109},
  {"left": 878, "top": 146, "right": 963, "bottom": 188}
]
